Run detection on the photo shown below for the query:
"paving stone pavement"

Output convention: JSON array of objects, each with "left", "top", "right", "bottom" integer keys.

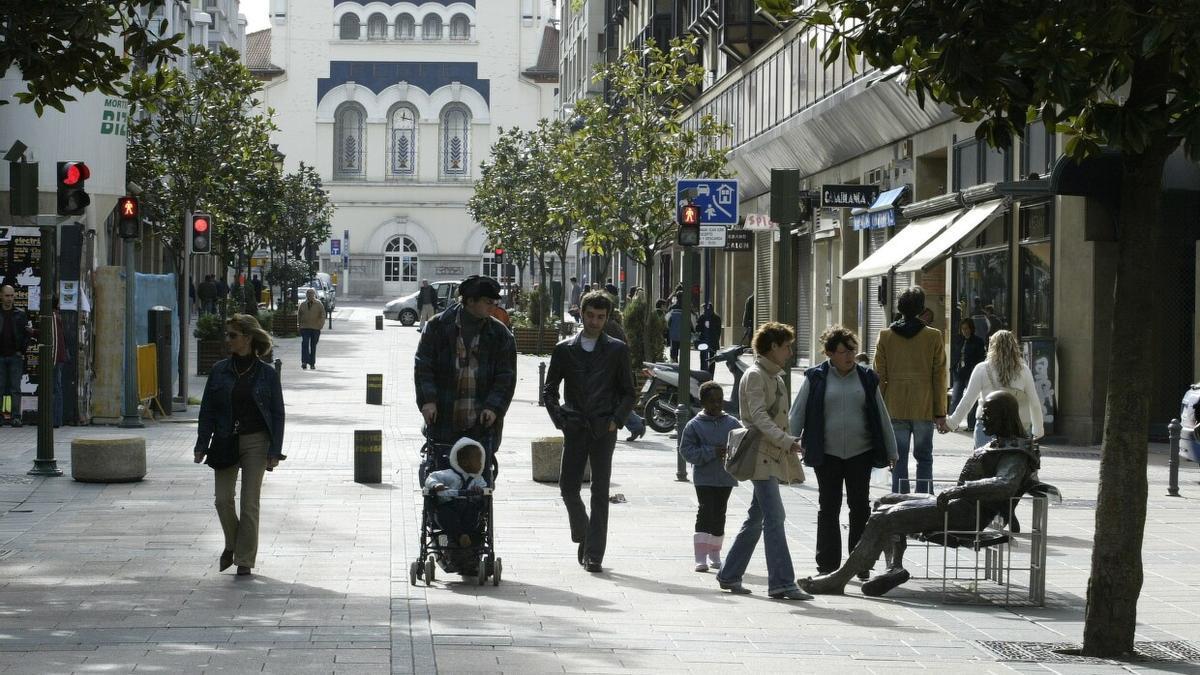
[{"left": 0, "top": 302, "right": 1198, "bottom": 674}]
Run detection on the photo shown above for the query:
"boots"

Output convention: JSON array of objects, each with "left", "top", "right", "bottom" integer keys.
[
  {"left": 707, "top": 535, "right": 723, "bottom": 570},
  {"left": 693, "top": 533, "right": 709, "bottom": 572}
]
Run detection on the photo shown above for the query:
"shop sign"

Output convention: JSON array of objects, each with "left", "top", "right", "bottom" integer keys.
[
  {"left": 821, "top": 184, "right": 879, "bottom": 208},
  {"left": 742, "top": 213, "right": 777, "bottom": 230},
  {"left": 724, "top": 230, "right": 752, "bottom": 251}
]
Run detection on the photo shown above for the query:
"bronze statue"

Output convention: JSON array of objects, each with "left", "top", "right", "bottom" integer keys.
[{"left": 799, "top": 391, "right": 1059, "bottom": 596}]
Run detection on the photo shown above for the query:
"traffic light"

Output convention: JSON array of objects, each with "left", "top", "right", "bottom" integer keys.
[
  {"left": 56, "top": 161, "right": 90, "bottom": 216},
  {"left": 116, "top": 196, "right": 139, "bottom": 239},
  {"left": 678, "top": 203, "right": 701, "bottom": 246},
  {"left": 191, "top": 212, "right": 212, "bottom": 254},
  {"left": 493, "top": 247, "right": 505, "bottom": 265}
]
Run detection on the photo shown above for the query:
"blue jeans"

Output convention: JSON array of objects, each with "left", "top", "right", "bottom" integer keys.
[
  {"left": 972, "top": 418, "right": 990, "bottom": 450},
  {"left": 624, "top": 411, "right": 644, "bottom": 435},
  {"left": 716, "top": 478, "right": 798, "bottom": 595},
  {"left": 300, "top": 328, "right": 320, "bottom": 366},
  {"left": 0, "top": 354, "right": 23, "bottom": 418},
  {"left": 891, "top": 419, "right": 934, "bottom": 494}
]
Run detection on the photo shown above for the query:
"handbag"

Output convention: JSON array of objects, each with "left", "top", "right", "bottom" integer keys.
[
  {"left": 205, "top": 421, "right": 241, "bottom": 470},
  {"left": 724, "top": 425, "right": 762, "bottom": 481}
]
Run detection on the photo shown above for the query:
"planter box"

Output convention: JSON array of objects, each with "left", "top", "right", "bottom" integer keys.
[
  {"left": 513, "top": 326, "right": 558, "bottom": 354},
  {"left": 196, "top": 339, "right": 227, "bottom": 375},
  {"left": 531, "top": 436, "right": 590, "bottom": 483},
  {"left": 273, "top": 312, "right": 298, "bottom": 337}
]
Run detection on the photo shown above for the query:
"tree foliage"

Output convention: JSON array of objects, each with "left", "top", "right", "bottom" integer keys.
[
  {"left": 1, "top": 0, "right": 183, "bottom": 114},
  {"left": 796, "top": 0, "right": 1200, "bottom": 657}
]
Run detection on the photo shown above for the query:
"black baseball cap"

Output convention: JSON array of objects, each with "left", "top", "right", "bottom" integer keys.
[{"left": 460, "top": 275, "right": 501, "bottom": 300}]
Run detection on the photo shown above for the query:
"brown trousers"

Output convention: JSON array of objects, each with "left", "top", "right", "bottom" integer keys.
[{"left": 213, "top": 431, "right": 270, "bottom": 568}]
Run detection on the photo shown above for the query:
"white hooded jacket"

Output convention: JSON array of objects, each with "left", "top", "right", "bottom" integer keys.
[{"left": 423, "top": 437, "right": 487, "bottom": 502}]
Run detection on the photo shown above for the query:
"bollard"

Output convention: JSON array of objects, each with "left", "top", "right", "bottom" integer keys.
[
  {"left": 1169, "top": 417, "right": 1182, "bottom": 497},
  {"left": 327, "top": 306, "right": 333, "bottom": 330},
  {"left": 354, "top": 429, "right": 382, "bottom": 484},
  {"left": 675, "top": 401, "right": 691, "bottom": 482},
  {"left": 537, "top": 362, "right": 546, "bottom": 406},
  {"left": 375, "top": 315, "right": 383, "bottom": 330},
  {"left": 274, "top": 359, "right": 282, "bottom": 379},
  {"left": 366, "top": 374, "right": 383, "bottom": 405}
]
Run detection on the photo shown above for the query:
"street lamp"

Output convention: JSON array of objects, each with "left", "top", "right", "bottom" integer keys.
[{"left": 271, "top": 144, "right": 285, "bottom": 173}]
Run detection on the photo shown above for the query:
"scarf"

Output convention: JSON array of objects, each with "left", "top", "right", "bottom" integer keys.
[{"left": 453, "top": 312, "right": 483, "bottom": 431}]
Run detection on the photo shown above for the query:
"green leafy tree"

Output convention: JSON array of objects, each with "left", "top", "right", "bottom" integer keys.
[
  {"left": 0, "top": 0, "right": 182, "bottom": 114},
  {"left": 795, "top": 0, "right": 1200, "bottom": 657}
]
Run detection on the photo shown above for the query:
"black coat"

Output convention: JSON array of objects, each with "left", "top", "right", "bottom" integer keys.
[{"left": 542, "top": 332, "right": 636, "bottom": 437}]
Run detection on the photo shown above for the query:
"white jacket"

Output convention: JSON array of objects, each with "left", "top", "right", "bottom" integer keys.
[
  {"left": 424, "top": 437, "right": 487, "bottom": 502},
  {"left": 948, "top": 361, "right": 1044, "bottom": 439}
]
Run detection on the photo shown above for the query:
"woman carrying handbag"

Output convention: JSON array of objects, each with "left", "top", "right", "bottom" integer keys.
[
  {"left": 715, "top": 322, "right": 810, "bottom": 600},
  {"left": 194, "top": 314, "right": 286, "bottom": 577}
]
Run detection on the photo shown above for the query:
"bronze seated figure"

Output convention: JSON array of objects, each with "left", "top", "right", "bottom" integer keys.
[{"left": 799, "top": 391, "right": 1060, "bottom": 597}]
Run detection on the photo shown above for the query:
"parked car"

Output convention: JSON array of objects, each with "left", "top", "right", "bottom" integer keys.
[
  {"left": 383, "top": 281, "right": 459, "bottom": 325},
  {"left": 294, "top": 273, "right": 336, "bottom": 311}
]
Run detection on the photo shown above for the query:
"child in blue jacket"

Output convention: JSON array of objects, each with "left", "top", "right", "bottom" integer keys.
[{"left": 680, "top": 381, "right": 742, "bottom": 572}]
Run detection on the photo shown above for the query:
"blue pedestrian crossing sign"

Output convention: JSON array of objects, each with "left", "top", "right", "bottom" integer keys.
[{"left": 676, "top": 179, "right": 739, "bottom": 227}]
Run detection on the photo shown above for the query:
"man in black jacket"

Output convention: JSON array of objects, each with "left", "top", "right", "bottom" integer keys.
[
  {"left": 414, "top": 276, "right": 516, "bottom": 464},
  {"left": 416, "top": 279, "right": 438, "bottom": 332},
  {"left": 542, "top": 290, "right": 636, "bottom": 572},
  {"left": 0, "top": 286, "right": 31, "bottom": 426}
]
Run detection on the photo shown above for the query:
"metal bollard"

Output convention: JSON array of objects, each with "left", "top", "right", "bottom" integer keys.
[
  {"left": 675, "top": 401, "right": 690, "bottom": 482},
  {"left": 366, "top": 374, "right": 383, "bottom": 405},
  {"left": 354, "top": 429, "right": 383, "bottom": 484},
  {"left": 327, "top": 307, "right": 333, "bottom": 330},
  {"left": 375, "top": 315, "right": 383, "bottom": 330},
  {"left": 1168, "top": 417, "right": 1182, "bottom": 496},
  {"left": 274, "top": 358, "right": 282, "bottom": 379},
  {"left": 537, "top": 362, "right": 546, "bottom": 406}
]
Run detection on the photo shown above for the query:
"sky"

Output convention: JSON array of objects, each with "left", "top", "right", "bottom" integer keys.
[{"left": 241, "top": 0, "right": 270, "bottom": 32}]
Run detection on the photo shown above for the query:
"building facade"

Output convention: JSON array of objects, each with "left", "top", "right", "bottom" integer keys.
[{"left": 258, "top": 0, "right": 558, "bottom": 299}]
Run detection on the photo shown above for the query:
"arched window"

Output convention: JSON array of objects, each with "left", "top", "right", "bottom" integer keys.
[
  {"left": 367, "top": 13, "right": 387, "bottom": 40},
  {"left": 396, "top": 14, "right": 415, "bottom": 40},
  {"left": 385, "top": 236, "right": 418, "bottom": 282},
  {"left": 387, "top": 104, "right": 418, "bottom": 178},
  {"left": 441, "top": 105, "right": 470, "bottom": 177},
  {"left": 449, "top": 14, "right": 471, "bottom": 40},
  {"left": 422, "top": 14, "right": 443, "bottom": 40},
  {"left": 333, "top": 103, "right": 366, "bottom": 178},
  {"left": 338, "top": 13, "right": 360, "bottom": 40}
]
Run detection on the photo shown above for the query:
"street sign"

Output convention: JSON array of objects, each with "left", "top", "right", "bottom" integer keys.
[
  {"left": 331, "top": 239, "right": 341, "bottom": 256},
  {"left": 724, "top": 230, "right": 752, "bottom": 251},
  {"left": 677, "top": 178, "right": 739, "bottom": 226},
  {"left": 698, "top": 225, "right": 727, "bottom": 248}
]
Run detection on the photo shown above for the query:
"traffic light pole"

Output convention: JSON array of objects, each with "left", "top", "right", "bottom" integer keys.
[
  {"left": 119, "top": 232, "right": 143, "bottom": 428},
  {"left": 29, "top": 217, "right": 62, "bottom": 477},
  {"left": 674, "top": 248, "right": 696, "bottom": 482},
  {"left": 177, "top": 210, "right": 191, "bottom": 411}
]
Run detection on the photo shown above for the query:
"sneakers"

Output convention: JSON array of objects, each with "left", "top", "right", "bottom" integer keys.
[{"left": 694, "top": 562, "right": 709, "bottom": 573}]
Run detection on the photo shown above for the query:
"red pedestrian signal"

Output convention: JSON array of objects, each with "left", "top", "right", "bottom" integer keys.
[
  {"left": 117, "top": 196, "right": 140, "bottom": 239},
  {"left": 192, "top": 212, "right": 212, "bottom": 254},
  {"left": 56, "top": 161, "right": 91, "bottom": 215},
  {"left": 680, "top": 204, "right": 701, "bottom": 226},
  {"left": 678, "top": 203, "right": 702, "bottom": 246}
]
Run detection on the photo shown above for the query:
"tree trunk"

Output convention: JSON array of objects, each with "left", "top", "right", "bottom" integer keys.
[
  {"left": 638, "top": 245, "right": 656, "bottom": 365},
  {"left": 1082, "top": 144, "right": 1173, "bottom": 657}
]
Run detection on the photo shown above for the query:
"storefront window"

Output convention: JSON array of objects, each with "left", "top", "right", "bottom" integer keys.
[
  {"left": 1019, "top": 202, "right": 1054, "bottom": 337},
  {"left": 954, "top": 249, "right": 1010, "bottom": 340}
]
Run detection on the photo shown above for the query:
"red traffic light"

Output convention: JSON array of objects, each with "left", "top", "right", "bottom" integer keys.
[
  {"left": 60, "top": 162, "right": 90, "bottom": 186},
  {"left": 117, "top": 196, "right": 138, "bottom": 219},
  {"left": 494, "top": 248, "right": 505, "bottom": 256},
  {"left": 193, "top": 216, "right": 209, "bottom": 233},
  {"left": 680, "top": 204, "right": 701, "bottom": 226}
]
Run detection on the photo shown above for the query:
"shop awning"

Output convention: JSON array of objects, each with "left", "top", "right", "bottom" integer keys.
[
  {"left": 896, "top": 199, "right": 1007, "bottom": 273},
  {"left": 851, "top": 186, "right": 907, "bottom": 230},
  {"left": 842, "top": 209, "right": 963, "bottom": 281}
]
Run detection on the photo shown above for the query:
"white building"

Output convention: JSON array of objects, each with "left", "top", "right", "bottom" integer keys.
[{"left": 256, "top": 0, "right": 559, "bottom": 299}]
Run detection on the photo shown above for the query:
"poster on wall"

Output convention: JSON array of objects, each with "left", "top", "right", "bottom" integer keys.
[{"left": 1022, "top": 337, "right": 1057, "bottom": 434}]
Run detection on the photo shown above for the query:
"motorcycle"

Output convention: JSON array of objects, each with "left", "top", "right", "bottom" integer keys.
[{"left": 638, "top": 344, "right": 751, "bottom": 433}]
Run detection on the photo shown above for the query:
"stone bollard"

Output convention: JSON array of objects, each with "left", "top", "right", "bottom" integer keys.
[
  {"left": 71, "top": 436, "right": 147, "bottom": 483},
  {"left": 531, "top": 436, "right": 589, "bottom": 483}
]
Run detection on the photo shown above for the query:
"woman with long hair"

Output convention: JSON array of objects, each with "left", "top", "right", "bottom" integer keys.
[
  {"left": 193, "top": 314, "right": 286, "bottom": 576},
  {"left": 945, "top": 329, "right": 1043, "bottom": 447}
]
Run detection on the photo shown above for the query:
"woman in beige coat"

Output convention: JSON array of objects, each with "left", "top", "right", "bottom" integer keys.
[{"left": 715, "top": 322, "right": 810, "bottom": 600}]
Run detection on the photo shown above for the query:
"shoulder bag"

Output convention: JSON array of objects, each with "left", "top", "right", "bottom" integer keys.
[
  {"left": 723, "top": 373, "right": 784, "bottom": 481},
  {"left": 205, "top": 420, "right": 241, "bottom": 470}
]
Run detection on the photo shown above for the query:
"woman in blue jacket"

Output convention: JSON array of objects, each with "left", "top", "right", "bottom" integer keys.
[
  {"left": 680, "top": 381, "right": 741, "bottom": 572},
  {"left": 194, "top": 314, "right": 286, "bottom": 576}
]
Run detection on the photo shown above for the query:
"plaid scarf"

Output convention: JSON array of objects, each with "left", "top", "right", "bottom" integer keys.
[{"left": 453, "top": 313, "right": 482, "bottom": 431}]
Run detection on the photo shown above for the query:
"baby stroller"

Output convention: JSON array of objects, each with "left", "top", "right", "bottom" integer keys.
[{"left": 410, "top": 430, "right": 502, "bottom": 586}]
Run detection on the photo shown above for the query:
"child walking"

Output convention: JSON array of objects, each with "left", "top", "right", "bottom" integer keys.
[{"left": 680, "top": 381, "right": 742, "bottom": 572}]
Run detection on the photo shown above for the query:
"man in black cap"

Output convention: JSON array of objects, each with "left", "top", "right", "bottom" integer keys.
[{"left": 415, "top": 275, "right": 517, "bottom": 466}]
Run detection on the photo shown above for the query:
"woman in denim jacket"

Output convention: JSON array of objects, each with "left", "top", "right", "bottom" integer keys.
[{"left": 193, "top": 314, "right": 286, "bottom": 576}]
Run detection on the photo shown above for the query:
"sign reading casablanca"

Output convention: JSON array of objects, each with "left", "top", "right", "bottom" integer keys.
[{"left": 821, "top": 184, "right": 879, "bottom": 208}]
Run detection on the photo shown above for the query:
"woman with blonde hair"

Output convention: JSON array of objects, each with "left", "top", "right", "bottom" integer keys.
[
  {"left": 945, "top": 329, "right": 1042, "bottom": 447},
  {"left": 194, "top": 314, "right": 286, "bottom": 576}
]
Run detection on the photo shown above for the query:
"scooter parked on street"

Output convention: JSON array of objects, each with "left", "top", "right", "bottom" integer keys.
[{"left": 638, "top": 345, "right": 750, "bottom": 433}]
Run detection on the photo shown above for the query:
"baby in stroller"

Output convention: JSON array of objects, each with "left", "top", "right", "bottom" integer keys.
[{"left": 424, "top": 438, "right": 488, "bottom": 551}]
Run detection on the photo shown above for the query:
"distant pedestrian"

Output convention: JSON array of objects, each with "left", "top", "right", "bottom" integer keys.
[
  {"left": 297, "top": 288, "right": 325, "bottom": 370},
  {"left": 216, "top": 276, "right": 229, "bottom": 302},
  {"left": 873, "top": 287, "right": 947, "bottom": 494},
  {"left": 680, "top": 381, "right": 740, "bottom": 572},
  {"left": 194, "top": 314, "right": 286, "bottom": 577},
  {"left": 0, "top": 286, "right": 30, "bottom": 427},
  {"left": 198, "top": 275, "right": 218, "bottom": 315},
  {"left": 416, "top": 279, "right": 437, "bottom": 332},
  {"left": 569, "top": 277, "right": 581, "bottom": 310},
  {"left": 949, "top": 318, "right": 986, "bottom": 428},
  {"left": 788, "top": 326, "right": 897, "bottom": 577},
  {"left": 696, "top": 303, "right": 721, "bottom": 373},
  {"left": 741, "top": 294, "right": 754, "bottom": 346},
  {"left": 945, "top": 329, "right": 1043, "bottom": 447},
  {"left": 251, "top": 275, "right": 264, "bottom": 305},
  {"left": 415, "top": 275, "right": 516, "bottom": 463},
  {"left": 716, "top": 322, "right": 809, "bottom": 600},
  {"left": 51, "top": 297, "right": 68, "bottom": 427},
  {"left": 666, "top": 303, "right": 689, "bottom": 362},
  {"left": 542, "top": 290, "right": 636, "bottom": 573}
]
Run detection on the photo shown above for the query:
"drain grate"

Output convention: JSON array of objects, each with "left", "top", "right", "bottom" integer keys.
[{"left": 977, "top": 640, "right": 1200, "bottom": 664}]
